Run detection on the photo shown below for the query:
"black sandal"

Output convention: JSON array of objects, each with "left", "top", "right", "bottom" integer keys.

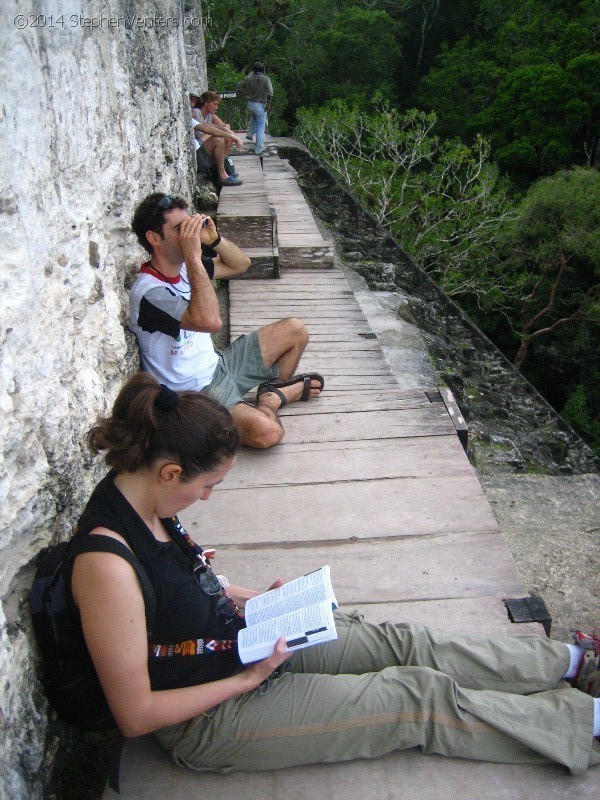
[{"left": 256, "top": 373, "right": 324, "bottom": 406}]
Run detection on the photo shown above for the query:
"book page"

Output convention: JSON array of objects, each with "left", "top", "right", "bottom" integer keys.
[
  {"left": 238, "top": 601, "right": 337, "bottom": 664},
  {"left": 245, "top": 566, "right": 337, "bottom": 627}
]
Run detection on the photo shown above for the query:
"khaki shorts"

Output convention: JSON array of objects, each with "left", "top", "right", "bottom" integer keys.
[{"left": 203, "top": 330, "right": 278, "bottom": 409}]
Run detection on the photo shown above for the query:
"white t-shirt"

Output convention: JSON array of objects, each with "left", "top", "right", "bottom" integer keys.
[
  {"left": 129, "top": 261, "right": 219, "bottom": 391},
  {"left": 191, "top": 117, "right": 200, "bottom": 150}
]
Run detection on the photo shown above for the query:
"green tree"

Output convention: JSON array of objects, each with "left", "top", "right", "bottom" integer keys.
[
  {"left": 314, "top": 6, "right": 403, "bottom": 102},
  {"left": 566, "top": 53, "right": 600, "bottom": 167},
  {"left": 415, "top": 38, "right": 502, "bottom": 139},
  {"left": 562, "top": 383, "right": 600, "bottom": 454},
  {"left": 412, "top": 0, "right": 600, "bottom": 178},
  {"left": 473, "top": 64, "right": 589, "bottom": 177},
  {"left": 296, "top": 100, "right": 516, "bottom": 308},
  {"left": 500, "top": 168, "right": 600, "bottom": 368}
]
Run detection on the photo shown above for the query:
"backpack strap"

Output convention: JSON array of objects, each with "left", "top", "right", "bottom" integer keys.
[{"left": 66, "top": 534, "right": 156, "bottom": 635}]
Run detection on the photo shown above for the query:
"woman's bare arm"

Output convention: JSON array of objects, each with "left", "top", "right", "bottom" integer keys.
[{"left": 71, "top": 533, "right": 288, "bottom": 737}]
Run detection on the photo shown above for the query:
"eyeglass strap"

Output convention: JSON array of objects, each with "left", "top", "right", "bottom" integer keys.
[{"left": 164, "top": 517, "right": 205, "bottom": 566}]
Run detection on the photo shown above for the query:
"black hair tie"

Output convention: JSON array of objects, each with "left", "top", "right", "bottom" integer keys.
[{"left": 155, "top": 384, "right": 180, "bottom": 412}]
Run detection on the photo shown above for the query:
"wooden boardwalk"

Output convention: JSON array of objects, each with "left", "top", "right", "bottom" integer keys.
[
  {"left": 191, "top": 268, "right": 528, "bottom": 624},
  {"left": 262, "top": 157, "right": 334, "bottom": 268},
  {"left": 105, "top": 150, "right": 599, "bottom": 799}
]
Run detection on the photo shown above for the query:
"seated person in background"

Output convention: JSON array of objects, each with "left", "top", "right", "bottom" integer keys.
[
  {"left": 189, "top": 91, "right": 243, "bottom": 187},
  {"left": 129, "top": 193, "right": 324, "bottom": 449},
  {"left": 197, "top": 92, "right": 236, "bottom": 158},
  {"left": 189, "top": 90, "right": 202, "bottom": 123},
  {"left": 71, "top": 372, "right": 600, "bottom": 776}
]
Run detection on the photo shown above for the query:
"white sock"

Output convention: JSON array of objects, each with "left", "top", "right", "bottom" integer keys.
[
  {"left": 564, "top": 643, "right": 584, "bottom": 679},
  {"left": 594, "top": 699, "right": 600, "bottom": 738}
]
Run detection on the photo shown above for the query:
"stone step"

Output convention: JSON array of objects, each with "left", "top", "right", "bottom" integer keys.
[{"left": 217, "top": 155, "right": 278, "bottom": 274}]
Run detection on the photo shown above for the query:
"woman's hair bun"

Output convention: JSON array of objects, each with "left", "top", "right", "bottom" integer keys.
[
  {"left": 154, "top": 384, "right": 179, "bottom": 412},
  {"left": 87, "top": 372, "right": 240, "bottom": 476}
]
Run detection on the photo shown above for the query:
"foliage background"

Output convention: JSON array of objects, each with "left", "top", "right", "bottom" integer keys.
[{"left": 203, "top": 0, "right": 600, "bottom": 455}]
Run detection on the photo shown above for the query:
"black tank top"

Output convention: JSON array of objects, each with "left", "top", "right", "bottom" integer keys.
[{"left": 74, "top": 471, "right": 244, "bottom": 690}]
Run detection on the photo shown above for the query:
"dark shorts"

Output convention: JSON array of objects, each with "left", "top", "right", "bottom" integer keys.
[{"left": 203, "top": 330, "right": 278, "bottom": 409}]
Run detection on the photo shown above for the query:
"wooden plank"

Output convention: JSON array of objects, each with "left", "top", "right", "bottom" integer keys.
[
  {"left": 277, "top": 394, "right": 441, "bottom": 416},
  {"left": 180, "top": 475, "right": 498, "bottom": 545},
  {"left": 230, "top": 294, "right": 358, "bottom": 303},
  {"left": 307, "top": 377, "right": 401, "bottom": 388},
  {"left": 264, "top": 407, "right": 454, "bottom": 441},
  {"left": 303, "top": 342, "right": 382, "bottom": 352},
  {"left": 234, "top": 335, "right": 380, "bottom": 346},
  {"left": 290, "top": 353, "right": 392, "bottom": 367},
  {"left": 288, "top": 366, "right": 392, "bottom": 377},
  {"left": 232, "top": 311, "right": 366, "bottom": 321},
  {"left": 279, "top": 235, "right": 331, "bottom": 246},
  {"left": 213, "top": 436, "right": 473, "bottom": 490},
  {"left": 235, "top": 274, "right": 345, "bottom": 282},
  {"left": 280, "top": 257, "right": 335, "bottom": 270},
  {"left": 203, "top": 533, "right": 523, "bottom": 604},
  {"left": 342, "top": 597, "right": 544, "bottom": 637},
  {"left": 231, "top": 319, "right": 370, "bottom": 328},
  {"left": 231, "top": 304, "right": 363, "bottom": 313},
  {"left": 231, "top": 284, "right": 353, "bottom": 292},
  {"left": 232, "top": 288, "right": 345, "bottom": 298}
]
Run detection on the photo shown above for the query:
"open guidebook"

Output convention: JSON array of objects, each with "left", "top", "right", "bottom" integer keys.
[{"left": 237, "top": 566, "right": 338, "bottom": 664}]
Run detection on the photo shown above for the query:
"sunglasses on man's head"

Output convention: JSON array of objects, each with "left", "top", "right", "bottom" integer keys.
[
  {"left": 156, "top": 195, "right": 177, "bottom": 211},
  {"left": 153, "top": 195, "right": 208, "bottom": 228}
]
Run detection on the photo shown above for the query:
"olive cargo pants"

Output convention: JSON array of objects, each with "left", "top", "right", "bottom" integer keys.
[{"left": 155, "top": 613, "right": 600, "bottom": 776}]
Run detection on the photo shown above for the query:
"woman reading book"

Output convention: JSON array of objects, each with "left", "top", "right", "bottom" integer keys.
[{"left": 70, "top": 373, "right": 600, "bottom": 775}]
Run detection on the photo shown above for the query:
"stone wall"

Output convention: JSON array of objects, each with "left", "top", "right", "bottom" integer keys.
[{"left": 0, "top": 2, "right": 207, "bottom": 797}]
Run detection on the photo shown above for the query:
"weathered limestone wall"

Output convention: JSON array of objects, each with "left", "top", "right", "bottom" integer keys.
[{"left": 0, "top": 2, "right": 207, "bottom": 797}]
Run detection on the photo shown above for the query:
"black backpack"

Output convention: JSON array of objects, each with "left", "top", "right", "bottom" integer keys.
[{"left": 30, "top": 534, "right": 156, "bottom": 731}]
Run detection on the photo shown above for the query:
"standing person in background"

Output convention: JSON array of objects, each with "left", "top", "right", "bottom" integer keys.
[{"left": 237, "top": 63, "right": 273, "bottom": 157}]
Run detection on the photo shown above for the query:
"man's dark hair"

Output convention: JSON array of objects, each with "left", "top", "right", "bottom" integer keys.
[
  {"left": 131, "top": 193, "right": 188, "bottom": 254},
  {"left": 252, "top": 62, "right": 265, "bottom": 73}
]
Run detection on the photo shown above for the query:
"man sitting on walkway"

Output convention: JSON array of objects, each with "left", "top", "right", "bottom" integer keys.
[{"left": 129, "top": 193, "right": 324, "bottom": 448}]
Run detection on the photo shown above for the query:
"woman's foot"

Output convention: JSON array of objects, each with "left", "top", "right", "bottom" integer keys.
[{"left": 570, "top": 628, "right": 600, "bottom": 696}]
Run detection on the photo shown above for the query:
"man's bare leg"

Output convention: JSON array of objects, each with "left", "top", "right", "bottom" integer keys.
[
  {"left": 258, "top": 317, "right": 306, "bottom": 380},
  {"left": 230, "top": 401, "right": 284, "bottom": 449},
  {"left": 230, "top": 318, "right": 323, "bottom": 449}
]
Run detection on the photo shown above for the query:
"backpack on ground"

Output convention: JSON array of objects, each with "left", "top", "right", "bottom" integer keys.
[
  {"left": 30, "top": 534, "right": 156, "bottom": 731},
  {"left": 224, "top": 156, "right": 236, "bottom": 176},
  {"left": 196, "top": 146, "right": 220, "bottom": 186}
]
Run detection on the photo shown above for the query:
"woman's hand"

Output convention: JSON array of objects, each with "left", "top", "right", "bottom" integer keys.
[
  {"left": 227, "top": 577, "right": 286, "bottom": 608},
  {"left": 239, "top": 638, "right": 289, "bottom": 691}
]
